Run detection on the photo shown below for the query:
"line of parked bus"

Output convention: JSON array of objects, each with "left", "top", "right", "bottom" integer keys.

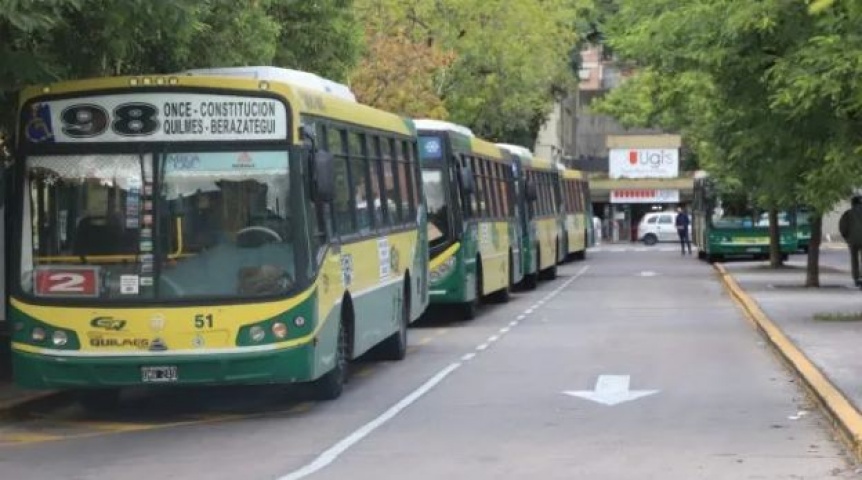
[{"left": 3, "top": 66, "right": 591, "bottom": 408}]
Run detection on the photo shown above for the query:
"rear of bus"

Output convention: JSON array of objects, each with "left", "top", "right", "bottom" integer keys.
[
  {"left": 559, "top": 168, "right": 587, "bottom": 261},
  {"left": 693, "top": 177, "right": 796, "bottom": 261}
]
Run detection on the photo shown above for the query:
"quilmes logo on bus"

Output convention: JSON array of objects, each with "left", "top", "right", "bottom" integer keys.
[{"left": 609, "top": 148, "right": 679, "bottom": 179}]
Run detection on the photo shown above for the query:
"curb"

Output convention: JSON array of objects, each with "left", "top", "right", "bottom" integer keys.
[
  {"left": 714, "top": 263, "right": 862, "bottom": 461},
  {"left": 0, "top": 389, "right": 72, "bottom": 421}
]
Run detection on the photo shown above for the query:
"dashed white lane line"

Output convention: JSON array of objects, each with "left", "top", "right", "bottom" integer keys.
[
  {"left": 278, "top": 264, "right": 591, "bottom": 479},
  {"left": 487, "top": 335, "right": 500, "bottom": 343},
  {"left": 499, "top": 327, "right": 511, "bottom": 334},
  {"left": 277, "top": 363, "right": 461, "bottom": 480}
]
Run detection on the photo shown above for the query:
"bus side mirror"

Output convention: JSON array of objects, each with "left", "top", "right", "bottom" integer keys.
[
  {"left": 525, "top": 182, "right": 538, "bottom": 201},
  {"left": 459, "top": 167, "right": 475, "bottom": 194},
  {"left": 312, "top": 150, "right": 335, "bottom": 203}
]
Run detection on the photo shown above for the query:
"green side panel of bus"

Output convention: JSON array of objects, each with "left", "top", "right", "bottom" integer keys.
[
  {"left": 428, "top": 244, "right": 476, "bottom": 305},
  {"left": 509, "top": 221, "right": 524, "bottom": 284},
  {"left": 12, "top": 293, "right": 319, "bottom": 389},
  {"left": 700, "top": 227, "right": 798, "bottom": 256}
]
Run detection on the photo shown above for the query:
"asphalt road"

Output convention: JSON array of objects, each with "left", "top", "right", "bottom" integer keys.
[{"left": 0, "top": 250, "right": 857, "bottom": 479}]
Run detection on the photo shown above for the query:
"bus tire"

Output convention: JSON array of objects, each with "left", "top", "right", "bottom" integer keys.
[
  {"left": 377, "top": 277, "right": 411, "bottom": 361},
  {"left": 697, "top": 250, "right": 706, "bottom": 260},
  {"left": 311, "top": 300, "right": 353, "bottom": 401},
  {"left": 561, "top": 234, "right": 570, "bottom": 263},
  {"left": 461, "top": 259, "right": 482, "bottom": 320},
  {"left": 541, "top": 244, "right": 558, "bottom": 280},
  {"left": 78, "top": 389, "right": 121, "bottom": 412}
]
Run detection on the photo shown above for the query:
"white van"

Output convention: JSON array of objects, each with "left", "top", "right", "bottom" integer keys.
[{"left": 638, "top": 211, "right": 689, "bottom": 246}]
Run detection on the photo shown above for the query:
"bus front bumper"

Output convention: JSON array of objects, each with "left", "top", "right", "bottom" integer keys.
[{"left": 12, "top": 344, "right": 316, "bottom": 390}]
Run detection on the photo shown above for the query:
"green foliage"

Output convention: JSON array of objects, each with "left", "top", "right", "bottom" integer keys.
[
  {"left": 353, "top": 0, "right": 586, "bottom": 143},
  {"left": 593, "top": 0, "right": 862, "bottom": 276},
  {"left": 269, "top": 0, "right": 363, "bottom": 82}
]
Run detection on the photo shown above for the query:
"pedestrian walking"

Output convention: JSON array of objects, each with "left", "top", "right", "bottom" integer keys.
[
  {"left": 838, "top": 196, "right": 862, "bottom": 287},
  {"left": 675, "top": 206, "right": 692, "bottom": 255}
]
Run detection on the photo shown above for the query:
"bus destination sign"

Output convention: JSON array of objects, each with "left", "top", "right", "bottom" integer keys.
[{"left": 24, "top": 93, "right": 288, "bottom": 144}]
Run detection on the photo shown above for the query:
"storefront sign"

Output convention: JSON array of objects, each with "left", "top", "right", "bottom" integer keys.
[
  {"left": 609, "top": 149, "right": 679, "bottom": 179},
  {"left": 24, "top": 93, "right": 288, "bottom": 143},
  {"left": 610, "top": 189, "right": 680, "bottom": 204}
]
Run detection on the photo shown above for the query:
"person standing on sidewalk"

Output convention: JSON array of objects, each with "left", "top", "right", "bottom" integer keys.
[
  {"left": 675, "top": 206, "right": 692, "bottom": 255},
  {"left": 838, "top": 196, "right": 862, "bottom": 287}
]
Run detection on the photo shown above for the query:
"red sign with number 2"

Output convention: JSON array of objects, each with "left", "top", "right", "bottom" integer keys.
[{"left": 35, "top": 268, "right": 99, "bottom": 297}]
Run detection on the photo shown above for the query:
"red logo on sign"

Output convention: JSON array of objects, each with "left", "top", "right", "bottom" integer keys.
[
  {"left": 629, "top": 151, "right": 638, "bottom": 165},
  {"left": 35, "top": 268, "right": 99, "bottom": 297}
]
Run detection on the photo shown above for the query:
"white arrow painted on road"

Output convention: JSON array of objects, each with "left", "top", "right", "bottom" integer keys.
[{"left": 563, "top": 375, "right": 659, "bottom": 406}]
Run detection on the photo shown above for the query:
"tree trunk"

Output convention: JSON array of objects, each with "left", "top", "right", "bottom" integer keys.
[
  {"left": 768, "top": 208, "right": 782, "bottom": 267},
  {"left": 805, "top": 215, "right": 822, "bottom": 288}
]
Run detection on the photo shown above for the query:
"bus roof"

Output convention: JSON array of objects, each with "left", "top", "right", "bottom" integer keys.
[
  {"left": 562, "top": 167, "right": 584, "bottom": 180},
  {"left": 416, "top": 120, "right": 504, "bottom": 161},
  {"left": 471, "top": 137, "right": 505, "bottom": 161},
  {"left": 521, "top": 155, "right": 555, "bottom": 171},
  {"left": 414, "top": 119, "right": 475, "bottom": 137},
  {"left": 183, "top": 66, "right": 357, "bottom": 102},
  {"left": 496, "top": 143, "right": 533, "bottom": 159}
]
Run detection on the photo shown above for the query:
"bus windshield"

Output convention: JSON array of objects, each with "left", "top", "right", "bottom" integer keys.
[
  {"left": 20, "top": 150, "right": 307, "bottom": 302},
  {"left": 421, "top": 168, "right": 450, "bottom": 246}
]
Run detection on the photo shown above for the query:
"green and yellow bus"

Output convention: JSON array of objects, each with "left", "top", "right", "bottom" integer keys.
[
  {"left": 10, "top": 66, "right": 428, "bottom": 407},
  {"left": 692, "top": 174, "right": 796, "bottom": 262},
  {"left": 558, "top": 165, "right": 588, "bottom": 262},
  {"left": 498, "top": 145, "right": 561, "bottom": 288},
  {"left": 417, "top": 120, "right": 519, "bottom": 319}
]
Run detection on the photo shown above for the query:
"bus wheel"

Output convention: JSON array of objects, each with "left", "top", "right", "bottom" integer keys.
[
  {"left": 377, "top": 280, "right": 410, "bottom": 361},
  {"left": 78, "top": 389, "right": 121, "bottom": 413},
  {"left": 541, "top": 245, "right": 558, "bottom": 280},
  {"left": 561, "top": 234, "right": 570, "bottom": 263},
  {"left": 312, "top": 311, "right": 351, "bottom": 401},
  {"left": 461, "top": 262, "right": 482, "bottom": 320},
  {"left": 697, "top": 250, "right": 706, "bottom": 260}
]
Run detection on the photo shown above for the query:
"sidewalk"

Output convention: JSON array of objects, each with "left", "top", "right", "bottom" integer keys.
[
  {"left": 0, "top": 336, "right": 61, "bottom": 418},
  {"left": 717, "top": 260, "right": 862, "bottom": 459}
]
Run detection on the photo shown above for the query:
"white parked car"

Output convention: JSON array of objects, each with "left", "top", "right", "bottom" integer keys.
[{"left": 638, "top": 211, "right": 690, "bottom": 246}]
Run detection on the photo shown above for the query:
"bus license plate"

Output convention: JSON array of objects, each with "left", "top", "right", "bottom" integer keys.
[{"left": 141, "top": 366, "right": 178, "bottom": 383}]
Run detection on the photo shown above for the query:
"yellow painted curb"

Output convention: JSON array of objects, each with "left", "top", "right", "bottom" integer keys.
[{"left": 714, "top": 263, "right": 862, "bottom": 460}]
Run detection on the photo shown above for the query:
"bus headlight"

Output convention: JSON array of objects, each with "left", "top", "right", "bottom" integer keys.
[
  {"left": 249, "top": 326, "right": 266, "bottom": 343},
  {"left": 52, "top": 330, "right": 68, "bottom": 347},
  {"left": 294, "top": 316, "right": 306, "bottom": 328},
  {"left": 272, "top": 322, "right": 288, "bottom": 339},
  {"left": 31, "top": 327, "right": 46, "bottom": 342},
  {"left": 430, "top": 256, "right": 456, "bottom": 284}
]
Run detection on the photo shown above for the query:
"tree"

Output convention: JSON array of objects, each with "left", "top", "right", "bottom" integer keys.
[
  {"left": 350, "top": 26, "right": 454, "bottom": 119},
  {"left": 592, "top": 0, "right": 862, "bottom": 285},
  {"left": 353, "top": 0, "right": 585, "bottom": 143},
  {"left": 269, "top": 0, "right": 363, "bottom": 82}
]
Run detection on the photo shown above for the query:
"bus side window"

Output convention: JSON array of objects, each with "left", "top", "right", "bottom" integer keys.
[
  {"left": 349, "top": 131, "right": 372, "bottom": 234},
  {"left": 325, "top": 126, "right": 354, "bottom": 237}
]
